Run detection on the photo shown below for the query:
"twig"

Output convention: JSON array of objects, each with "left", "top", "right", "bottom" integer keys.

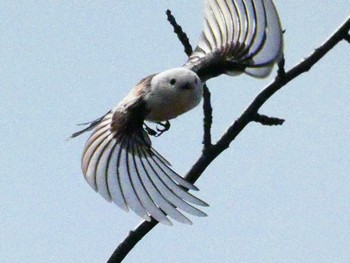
[
  {"left": 277, "top": 56, "right": 286, "bottom": 78},
  {"left": 253, "top": 113, "right": 285, "bottom": 126},
  {"left": 202, "top": 84, "right": 213, "bottom": 150},
  {"left": 166, "top": 9, "right": 193, "bottom": 56},
  {"left": 166, "top": 10, "right": 214, "bottom": 151}
]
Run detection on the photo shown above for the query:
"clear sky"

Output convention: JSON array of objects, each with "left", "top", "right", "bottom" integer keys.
[{"left": 1, "top": 1, "right": 349, "bottom": 262}]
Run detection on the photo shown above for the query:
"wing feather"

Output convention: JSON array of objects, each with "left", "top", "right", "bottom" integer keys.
[
  {"left": 127, "top": 140, "right": 172, "bottom": 224},
  {"left": 146, "top": 151, "right": 208, "bottom": 207},
  {"left": 83, "top": 129, "right": 110, "bottom": 190},
  {"left": 80, "top": 108, "right": 207, "bottom": 224},
  {"left": 134, "top": 145, "right": 193, "bottom": 224},
  {"left": 185, "top": 0, "right": 283, "bottom": 80},
  {"left": 118, "top": 140, "right": 151, "bottom": 221},
  {"left": 107, "top": 143, "right": 128, "bottom": 211},
  {"left": 247, "top": 0, "right": 283, "bottom": 65},
  {"left": 94, "top": 135, "right": 115, "bottom": 201},
  {"left": 139, "top": 147, "right": 208, "bottom": 217}
]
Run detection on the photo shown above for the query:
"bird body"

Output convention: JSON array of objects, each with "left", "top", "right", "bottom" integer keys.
[{"left": 72, "top": 0, "right": 284, "bottom": 225}]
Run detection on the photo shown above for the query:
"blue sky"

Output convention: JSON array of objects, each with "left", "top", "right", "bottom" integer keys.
[{"left": 1, "top": 1, "right": 350, "bottom": 262}]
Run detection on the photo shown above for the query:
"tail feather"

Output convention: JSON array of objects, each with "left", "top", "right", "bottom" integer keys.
[{"left": 69, "top": 110, "right": 112, "bottom": 139}]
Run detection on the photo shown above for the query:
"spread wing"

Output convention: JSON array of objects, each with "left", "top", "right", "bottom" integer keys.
[
  {"left": 184, "top": 0, "right": 283, "bottom": 81},
  {"left": 80, "top": 110, "right": 208, "bottom": 225}
]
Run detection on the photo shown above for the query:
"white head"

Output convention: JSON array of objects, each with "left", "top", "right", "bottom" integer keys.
[{"left": 145, "top": 67, "right": 203, "bottom": 122}]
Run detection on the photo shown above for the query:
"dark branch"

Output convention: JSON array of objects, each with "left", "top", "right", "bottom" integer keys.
[
  {"left": 344, "top": 33, "right": 350, "bottom": 43},
  {"left": 277, "top": 56, "right": 286, "bottom": 78},
  {"left": 164, "top": 9, "right": 215, "bottom": 168},
  {"left": 166, "top": 9, "right": 193, "bottom": 56},
  {"left": 202, "top": 85, "right": 213, "bottom": 151},
  {"left": 253, "top": 114, "right": 285, "bottom": 126},
  {"left": 107, "top": 13, "right": 350, "bottom": 263},
  {"left": 107, "top": 219, "right": 158, "bottom": 263},
  {"left": 166, "top": 9, "right": 214, "bottom": 150},
  {"left": 186, "top": 15, "right": 350, "bottom": 184}
]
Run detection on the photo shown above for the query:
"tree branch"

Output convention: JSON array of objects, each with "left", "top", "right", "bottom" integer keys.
[
  {"left": 202, "top": 84, "right": 213, "bottom": 151},
  {"left": 107, "top": 220, "right": 158, "bottom": 263},
  {"left": 252, "top": 113, "right": 285, "bottom": 126},
  {"left": 187, "top": 15, "right": 350, "bottom": 185},
  {"left": 166, "top": 10, "right": 214, "bottom": 152},
  {"left": 107, "top": 13, "right": 350, "bottom": 263},
  {"left": 166, "top": 10, "right": 193, "bottom": 56}
]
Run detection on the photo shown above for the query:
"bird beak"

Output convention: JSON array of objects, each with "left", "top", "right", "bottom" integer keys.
[{"left": 180, "top": 83, "right": 193, "bottom": 90}]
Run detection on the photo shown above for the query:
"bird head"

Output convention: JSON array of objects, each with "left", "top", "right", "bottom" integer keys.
[{"left": 145, "top": 67, "right": 203, "bottom": 122}]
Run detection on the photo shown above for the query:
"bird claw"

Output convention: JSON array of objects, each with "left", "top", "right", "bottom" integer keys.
[
  {"left": 144, "top": 121, "right": 171, "bottom": 137},
  {"left": 156, "top": 120, "right": 170, "bottom": 133}
]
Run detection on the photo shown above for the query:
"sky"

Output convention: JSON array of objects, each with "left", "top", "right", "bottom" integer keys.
[{"left": 1, "top": 1, "right": 350, "bottom": 262}]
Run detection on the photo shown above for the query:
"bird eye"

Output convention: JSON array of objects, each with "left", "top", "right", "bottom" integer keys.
[{"left": 170, "top": 78, "right": 176, "bottom": 85}]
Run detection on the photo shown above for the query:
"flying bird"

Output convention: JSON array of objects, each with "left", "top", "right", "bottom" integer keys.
[{"left": 71, "top": 0, "right": 283, "bottom": 225}]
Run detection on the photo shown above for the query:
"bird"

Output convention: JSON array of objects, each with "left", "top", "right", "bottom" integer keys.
[{"left": 71, "top": 0, "right": 283, "bottom": 226}]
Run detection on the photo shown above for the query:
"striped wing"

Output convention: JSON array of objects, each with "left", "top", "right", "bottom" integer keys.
[
  {"left": 81, "top": 111, "right": 208, "bottom": 225},
  {"left": 185, "top": 0, "right": 283, "bottom": 80}
]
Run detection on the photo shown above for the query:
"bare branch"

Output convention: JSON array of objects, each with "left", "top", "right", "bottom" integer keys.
[
  {"left": 166, "top": 9, "right": 193, "bottom": 57},
  {"left": 186, "top": 15, "right": 350, "bottom": 184},
  {"left": 253, "top": 114, "right": 285, "bottom": 126},
  {"left": 202, "top": 84, "right": 213, "bottom": 151},
  {"left": 107, "top": 220, "right": 158, "bottom": 263},
  {"left": 344, "top": 33, "right": 350, "bottom": 43},
  {"left": 107, "top": 13, "right": 350, "bottom": 263},
  {"left": 277, "top": 56, "right": 286, "bottom": 78},
  {"left": 165, "top": 10, "right": 214, "bottom": 151}
]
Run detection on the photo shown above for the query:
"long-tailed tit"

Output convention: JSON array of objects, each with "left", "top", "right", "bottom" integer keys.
[{"left": 71, "top": 0, "right": 283, "bottom": 225}]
